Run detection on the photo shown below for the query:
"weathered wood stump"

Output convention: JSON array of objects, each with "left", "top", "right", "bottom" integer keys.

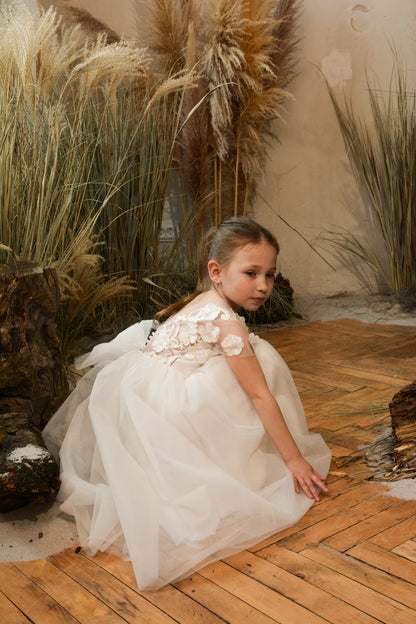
[
  {"left": 0, "top": 261, "right": 69, "bottom": 511},
  {"left": 0, "top": 413, "right": 60, "bottom": 511},
  {"left": 389, "top": 381, "right": 416, "bottom": 473}
]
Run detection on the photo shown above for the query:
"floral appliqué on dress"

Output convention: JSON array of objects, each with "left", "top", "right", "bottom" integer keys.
[{"left": 145, "top": 303, "right": 257, "bottom": 363}]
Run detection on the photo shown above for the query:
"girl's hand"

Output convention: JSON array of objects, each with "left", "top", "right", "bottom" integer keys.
[{"left": 286, "top": 456, "right": 328, "bottom": 501}]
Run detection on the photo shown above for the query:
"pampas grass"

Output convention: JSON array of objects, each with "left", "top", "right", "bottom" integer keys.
[
  {"left": 143, "top": 0, "right": 201, "bottom": 74},
  {"left": 141, "top": 0, "right": 301, "bottom": 224},
  {"left": 60, "top": 5, "right": 120, "bottom": 44}
]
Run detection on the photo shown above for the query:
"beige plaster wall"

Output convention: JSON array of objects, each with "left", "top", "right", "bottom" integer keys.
[
  {"left": 35, "top": 0, "right": 415, "bottom": 296},
  {"left": 256, "top": 0, "right": 416, "bottom": 296}
]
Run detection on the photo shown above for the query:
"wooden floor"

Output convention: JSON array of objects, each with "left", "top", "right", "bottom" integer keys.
[{"left": 1, "top": 318, "right": 416, "bottom": 624}]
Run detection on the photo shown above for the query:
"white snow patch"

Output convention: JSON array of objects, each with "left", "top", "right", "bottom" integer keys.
[
  {"left": 382, "top": 479, "right": 416, "bottom": 501},
  {"left": 7, "top": 444, "right": 50, "bottom": 464}
]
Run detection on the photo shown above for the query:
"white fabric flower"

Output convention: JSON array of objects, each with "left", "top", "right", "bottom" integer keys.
[
  {"left": 249, "top": 332, "right": 260, "bottom": 345},
  {"left": 178, "top": 321, "right": 198, "bottom": 345},
  {"left": 199, "top": 322, "right": 220, "bottom": 344},
  {"left": 221, "top": 334, "right": 244, "bottom": 356},
  {"left": 150, "top": 330, "right": 171, "bottom": 353},
  {"left": 193, "top": 303, "right": 230, "bottom": 321}
]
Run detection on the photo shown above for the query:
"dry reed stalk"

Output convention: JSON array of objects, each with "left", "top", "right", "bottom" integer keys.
[
  {"left": 139, "top": 0, "right": 302, "bottom": 228},
  {"left": 235, "top": 0, "right": 299, "bottom": 175},
  {"left": 176, "top": 22, "right": 214, "bottom": 233},
  {"left": 270, "top": 0, "right": 300, "bottom": 95},
  {"left": 136, "top": 0, "right": 300, "bottom": 231},
  {"left": 140, "top": 0, "right": 201, "bottom": 74},
  {"left": 203, "top": 0, "right": 298, "bottom": 215},
  {"left": 202, "top": 0, "right": 245, "bottom": 160},
  {"left": 60, "top": 3, "right": 120, "bottom": 44}
]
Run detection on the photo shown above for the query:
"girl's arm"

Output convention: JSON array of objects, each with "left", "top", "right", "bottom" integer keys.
[{"left": 226, "top": 353, "right": 328, "bottom": 501}]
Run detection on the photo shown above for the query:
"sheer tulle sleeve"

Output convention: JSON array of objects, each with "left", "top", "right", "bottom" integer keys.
[{"left": 212, "top": 316, "right": 256, "bottom": 358}]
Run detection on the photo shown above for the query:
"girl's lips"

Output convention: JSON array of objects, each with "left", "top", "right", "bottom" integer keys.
[{"left": 252, "top": 298, "right": 265, "bottom": 304}]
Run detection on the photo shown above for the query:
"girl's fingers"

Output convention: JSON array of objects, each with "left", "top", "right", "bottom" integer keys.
[
  {"left": 293, "top": 477, "right": 300, "bottom": 494},
  {"left": 312, "top": 472, "right": 328, "bottom": 492},
  {"left": 291, "top": 463, "right": 328, "bottom": 501},
  {"left": 300, "top": 474, "right": 327, "bottom": 501},
  {"left": 295, "top": 476, "right": 318, "bottom": 501}
]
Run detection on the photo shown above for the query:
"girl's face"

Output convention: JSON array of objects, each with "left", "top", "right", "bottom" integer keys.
[{"left": 208, "top": 240, "right": 277, "bottom": 312}]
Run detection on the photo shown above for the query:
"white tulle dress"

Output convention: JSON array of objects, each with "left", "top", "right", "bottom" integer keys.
[{"left": 43, "top": 291, "right": 331, "bottom": 590}]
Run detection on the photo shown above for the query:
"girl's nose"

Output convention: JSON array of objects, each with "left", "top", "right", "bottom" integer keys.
[{"left": 257, "top": 276, "right": 267, "bottom": 291}]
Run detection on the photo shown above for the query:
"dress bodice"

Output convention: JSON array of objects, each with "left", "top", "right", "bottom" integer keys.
[{"left": 145, "top": 300, "right": 259, "bottom": 364}]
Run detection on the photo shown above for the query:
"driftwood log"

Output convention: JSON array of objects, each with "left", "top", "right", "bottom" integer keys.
[
  {"left": 0, "top": 413, "right": 60, "bottom": 511},
  {"left": 0, "top": 261, "right": 69, "bottom": 511},
  {"left": 390, "top": 382, "right": 416, "bottom": 472}
]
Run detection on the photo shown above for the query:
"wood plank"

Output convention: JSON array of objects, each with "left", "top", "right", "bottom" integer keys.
[
  {"left": 346, "top": 356, "right": 416, "bottom": 382},
  {"left": 0, "top": 592, "right": 32, "bottom": 624},
  {"left": 195, "top": 559, "right": 328, "bottom": 624},
  {"left": 259, "top": 546, "right": 415, "bottom": 624},
  {"left": 375, "top": 338, "right": 416, "bottom": 359},
  {"left": 305, "top": 401, "right": 390, "bottom": 432},
  {"left": 14, "top": 558, "right": 127, "bottom": 624},
  {"left": 393, "top": 540, "right": 416, "bottom": 564},
  {"left": 291, "top": 371, "right": 336, "bottom": 394},
  {"left": 324, "top": 443, "right": 361, "bottom": 458},
  {"left": 223, "top": 550, "right": 379, "bottom": 624},
  {"left": 327, "top": 426, "right": 385, "bottom": 450},
  {"left": 291, "top": 362, "right": 365, "bottom": 392},
  {"left": 303, "top": 543, "right": 416, "bottom": 609},
  {"left": 77, "top": 549, "right": 226, "bottom": 624},
  {"left": 49, "top": 549, "right": 179, "bottom": 624},
  {"left": 369, "top": 515, "right": 416, "bottom": 549},
  {"left": 324, "top": 499, "right": 416, "bottom": 551},
  {"left": 330, "top": 361, "right": 412, "bottom": 388},
  {"left": 1, "top": 563, "right": 79, "bottom": 624},
  {"left": 347, "top": 542, "right": 416, "bottom": 586},
  {"left": 325, "top": 411, "right": 389, "bottom": 434},
  {"left": 251, "top": 481, "right": 387, "bottom": 552},
  {"left": 271, "top": 493, "right": 397, "bottom": 553},
  {"left": 175, "top": 569, "right": 292, "bottom": 624},
  {"left": 303, "top": 388, "right": 348, "bottom": 406},
  {"left": 291, "top": 361, "right": 365, "bottom": 392}
]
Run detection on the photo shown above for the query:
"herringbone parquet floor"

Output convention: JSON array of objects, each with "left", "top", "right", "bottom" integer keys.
[{"left": 1, "top": 319, "right": 415, "bottom": 624}]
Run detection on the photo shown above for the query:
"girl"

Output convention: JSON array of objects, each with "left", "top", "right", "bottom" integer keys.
[{"left": 44, "top": 217, "right": 331, "bottom": 590}]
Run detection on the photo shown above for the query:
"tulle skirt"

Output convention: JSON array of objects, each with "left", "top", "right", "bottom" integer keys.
[{"left": 43, "top": 321, "right": 331, "bottom": 590}]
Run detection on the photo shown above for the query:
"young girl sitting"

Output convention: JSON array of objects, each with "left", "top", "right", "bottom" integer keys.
[{"left": 44, "top": 217, "right": 331, "bottom": 590}]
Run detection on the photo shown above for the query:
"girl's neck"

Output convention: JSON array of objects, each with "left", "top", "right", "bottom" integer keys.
[
  {"left": 207, "top": 287, "right": 240, "bottom": 313},
  {"left": 208, "top": 286, "right": 241, "bottom": 312}
]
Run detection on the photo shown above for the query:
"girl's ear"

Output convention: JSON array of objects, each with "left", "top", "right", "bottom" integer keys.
[{"left": 207, "top": 259, "right": 221, "bottom": 284}]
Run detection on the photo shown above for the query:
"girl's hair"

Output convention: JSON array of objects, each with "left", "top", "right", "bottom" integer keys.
[{"left": 155, "top": 217, "right": 279, "bottom": 321}]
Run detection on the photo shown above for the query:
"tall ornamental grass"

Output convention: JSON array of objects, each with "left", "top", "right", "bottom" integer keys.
[
  {"left": 136, "top": 0, "right": 299, "bottom": 323},
  {"left": 328, "top": 57, "right": 416, "bottom": 309},
  {"left": 141, "top": 0, "right": 300, "bottom": 227},
  {"left": 0, "top": 6, "right": 195, "bottom": 358}
]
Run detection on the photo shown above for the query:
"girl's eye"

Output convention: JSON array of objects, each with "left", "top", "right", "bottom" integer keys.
[
  {"left": 246, "top": 271, "right": 256, "bottom": 277},
  {"left": 266, "top": 273, "right": 275, "bottom": 280}
]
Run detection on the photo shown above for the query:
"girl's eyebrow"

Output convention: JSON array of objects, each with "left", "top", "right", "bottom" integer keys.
[{"left": 242, "top": 264, "right": 277, "bottom": 272}]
